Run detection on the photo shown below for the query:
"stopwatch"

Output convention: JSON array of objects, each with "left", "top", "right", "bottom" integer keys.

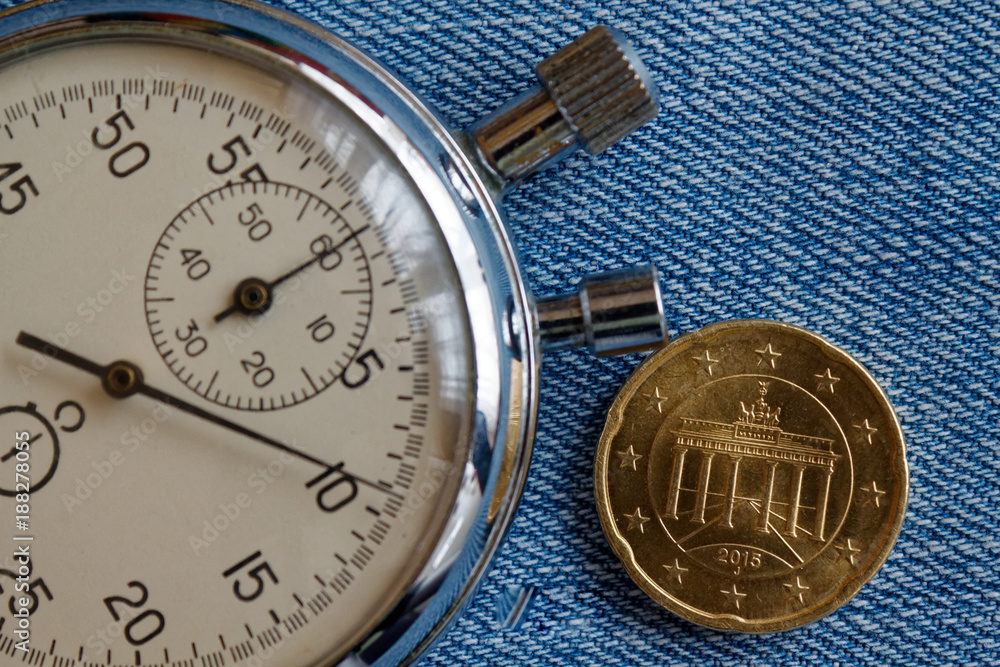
[{"left": 0, "top": 1, "right": 664, "bottom": 665}]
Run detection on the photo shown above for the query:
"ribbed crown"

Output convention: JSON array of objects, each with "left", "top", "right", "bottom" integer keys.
[{"left": 536, "top": 25, "right": 659, "bottom": 154}]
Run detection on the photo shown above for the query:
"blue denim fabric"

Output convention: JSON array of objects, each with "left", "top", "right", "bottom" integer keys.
[
  {"left": 6, "top": 0, "right": 997, "bottom": 664},
  {"left": 271, "top": 2, "right": 1000, "bottom": 664}
]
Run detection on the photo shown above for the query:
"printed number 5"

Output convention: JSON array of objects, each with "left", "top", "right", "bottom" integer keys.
[{"left": 223, "top": 551, "right": 279, "bottom": 602}]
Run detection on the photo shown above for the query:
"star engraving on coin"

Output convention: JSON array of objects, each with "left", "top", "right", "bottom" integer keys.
[
  {"left": 645, "top": 387, "right": 669, "bottom": 414},
  {"left": 834, "top": 538, "right": 862, "bottom": 566},
  {"left": 692, "top": 349, "right": 720, "bottom": 376},
  {"left": 617, "top": 445, "right": 643, "bottom": 470},
  {"left": 623, "top": 507, "right": 651, "bottom": 533},
  {"left": 662, "top": 558, "right": 688, "bottom": 585},
  {"left": 755, "top": 342, "right": 782, "bottom": 368},
  {"left": 814, "top": 368, "right": 841, "bottom": 393},
  {"left": 720, "top": 583, "right": 747, "bottom": 609},
  {"left": 595, "top": 320, "right": 908, "bottom": 633},
  {"left": 853, "top": 419, "right": 878, "bottom": 445},
  {"left": 784, "top": 577, "right": 810, "bottom": 605},
  {"left": 858, "top": 480, "right": 886, "bottom": 508}
]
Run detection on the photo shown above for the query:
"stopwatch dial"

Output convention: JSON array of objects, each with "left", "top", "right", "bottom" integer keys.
[
  {"left": 146, "top": 182, "right": 373, "bottom": 410},
  {"left": 0, "top": 18, "right": 475, "bottom": 667}
]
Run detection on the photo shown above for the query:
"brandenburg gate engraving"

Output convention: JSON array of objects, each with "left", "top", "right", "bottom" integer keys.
[{"left": 664, "top": 382, "right": 838, "bottom": 542}]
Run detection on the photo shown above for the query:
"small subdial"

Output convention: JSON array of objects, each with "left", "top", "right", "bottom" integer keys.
[{"left": 145, "top": 181, "right": 373, "bottom": 410}]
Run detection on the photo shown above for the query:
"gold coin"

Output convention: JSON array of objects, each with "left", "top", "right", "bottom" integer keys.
[{"left": 595, "top": 320, "right": 908, "bottom": 632}]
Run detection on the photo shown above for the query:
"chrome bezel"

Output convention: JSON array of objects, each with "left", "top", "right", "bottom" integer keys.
[{"left": 0, "top": 1, "right": 538, "bottom": 665}]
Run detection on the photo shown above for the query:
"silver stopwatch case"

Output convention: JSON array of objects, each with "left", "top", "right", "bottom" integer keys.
[{"left": 0, "top": 1, "right": 664, "bottom": 664}]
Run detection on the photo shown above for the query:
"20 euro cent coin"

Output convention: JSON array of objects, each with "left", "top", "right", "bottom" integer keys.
[{"left": 595, "top": 320, "right": 908, "bottom": 632}]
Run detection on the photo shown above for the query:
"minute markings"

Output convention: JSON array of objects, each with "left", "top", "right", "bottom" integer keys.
[
  {"left": 145, "top": 182, "right": 374, "bottom": 410},
  {"left": 7, "top": 68, "right": 440, "bottom": 664}
]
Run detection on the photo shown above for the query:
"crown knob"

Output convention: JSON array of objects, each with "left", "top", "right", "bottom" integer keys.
[
  {"left": 536, "top": 25, "right": 659, "bottom": 155},
  {"left": 536, "top": 265, "right": 666, "bottom": 355},
  {"left": 469, "top": 25, "right": 660, "bottom": 190}
]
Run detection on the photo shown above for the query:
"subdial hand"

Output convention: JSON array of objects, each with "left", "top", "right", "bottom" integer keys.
[
  {"left": 213, "top": 224, "right": 370, "bottom": 322},
  {"left": 15, "top": 331, "right": 400, "bottom": 499}
]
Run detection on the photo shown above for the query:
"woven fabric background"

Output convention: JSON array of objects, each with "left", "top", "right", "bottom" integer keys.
[
  {"left": 6, "top": 0, "right": 997, "bottom": 664},
  {"left": 155, "top": 0, "right": 1000, "bottom": 664},
  {"left": 272, "top": 2, "right": 996, "bottom": 664}
]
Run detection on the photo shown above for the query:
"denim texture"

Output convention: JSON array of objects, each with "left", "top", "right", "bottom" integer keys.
[
  {"left": 6, "top": 0, "right": 997, "bottom": 664},
  {"left": 278, "top": 2, "right": 1000, "bottom": 664}
]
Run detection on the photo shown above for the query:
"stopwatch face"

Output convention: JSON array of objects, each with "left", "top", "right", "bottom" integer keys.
[{"left": 0, "top": 8, "right": 485, "bottom": 667}]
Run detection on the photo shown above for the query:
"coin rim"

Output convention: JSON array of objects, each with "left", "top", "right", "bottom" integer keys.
[{"left": 594, "top": 319, "right": 909, "bottom": 633}]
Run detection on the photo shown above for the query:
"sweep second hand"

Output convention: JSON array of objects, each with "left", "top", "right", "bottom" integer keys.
[{"left": 15, "top": 331, "right": 402, "bottom": 500}]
